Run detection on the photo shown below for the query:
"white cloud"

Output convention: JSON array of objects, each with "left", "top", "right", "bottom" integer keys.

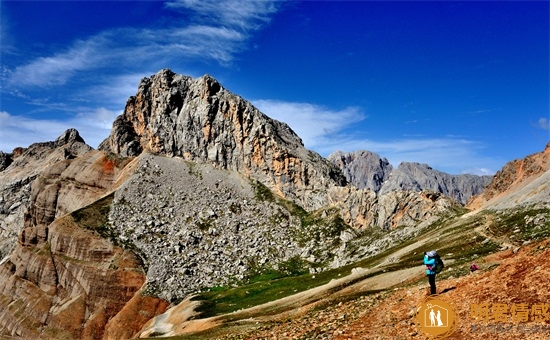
[
  {"left": 460, "top": 167, "right": 494, "bottom": 176},
  {"left": 7, "top": 36, "right": 107, "bottom": 87},
  {"left": 84, "top": 73, "right": 151, "bottom": 107},
  {"left": 5, "top": 1, "right": 280, "bottom": 89},
  {"left": 75, "top": 107, "right": 120, "bottom": 131},
  {"left": 252, "top": 99, "right": 365, "bottom": 149},
  {"left": 536, "top": 117, "right": 550, "bottom": 131},
  {"left": 251, "top": 100, "right": 502, "bottom": 175},
  {"left": 165, "top": 0, "right": 278, "bottom": 29},
  {"left": 0, "top": 109, "right": 118, "bottom": 152}
]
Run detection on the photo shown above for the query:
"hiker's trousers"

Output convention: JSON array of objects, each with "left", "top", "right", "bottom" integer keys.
[{"left": 428, "top": 274, "right": 436, "bottom": 295}]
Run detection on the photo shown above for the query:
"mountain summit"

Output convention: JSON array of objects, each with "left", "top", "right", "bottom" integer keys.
[
  {"left": 329, "top": 150, "right": 492, "bottom": 204},
  {"left": 0, "top": 69, "right": 500, "bottom": 339},
  {"left": 99, "top": 69, "right": 346, "bottom": 210}
]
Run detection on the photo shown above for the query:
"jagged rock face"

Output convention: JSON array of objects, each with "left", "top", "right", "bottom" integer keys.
[
  {"left": 107, "top": 153, "right": 351, "bottom": 302},
  {"left": 328, "top": 186, "right": 459, "bottom": 229},
  {"left": 328, "top": 150, "right": 491, "bottom": 205},
  {"left": 328, "top": 150, "right": 393, "bottom": 192},
  {"left": 0, "top": 147, "right": 169, "bottom": 339},
  {"left": 99, "top": 69, "right": 346, "bottom": 210},
  {"left": 0, "top": 129, "right": 93, "bottom": 260},
  {"left": 468, "top": 142, "right": 550, "bottom": 209},
  {"left": 0, "top": 212, "right": 168, "bottom": 339},
  {"left": 379, "top": 162, "right": 492, "bottom": 204}
]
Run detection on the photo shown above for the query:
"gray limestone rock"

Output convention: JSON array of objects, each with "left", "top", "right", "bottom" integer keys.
[
  {"left": 380, "top": 162, "right": 492, "bottom": 204},
  {"left": 329, "top": 150, "right": 492, "bottom": 205},
  {"left": 328, "top": 150, "right": 393, "bottom": 192},
  {"left": 99, "top": 69, "right": 346, "bottom": 211}
]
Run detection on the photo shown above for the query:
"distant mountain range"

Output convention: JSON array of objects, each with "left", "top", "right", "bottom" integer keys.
[
  {"left": 328, "top": 150, "right": 493, "bottom": 204},
  {"left": 0, "top": 69, "right": 547, "bottom": 338}
]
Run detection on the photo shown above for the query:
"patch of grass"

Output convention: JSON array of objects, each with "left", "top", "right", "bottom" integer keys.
[
  {"left": 71, "top": 193, "right": 145, "bottom": 264},
  {"left": 487, "top": 207, "right": 550, "bottom": 242},
  {"left": 250, "top": 179, "right": 275, "bottom": 202},
  {"left": 192, "top": 262, "right": 376, "bottom": 318},
  {"left": 71, "top": 194, "right": 113, "bottom": 233},
  {"left": 196, "top": 218, "right": 214, "bottom": 231},
  {"left": 186, "top": 161, "right": 203, "bottom": 180}
]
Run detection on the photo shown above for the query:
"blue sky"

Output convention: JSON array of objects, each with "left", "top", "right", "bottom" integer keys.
[{"left": 1, "top": 0, "right": 548, "bottom": 175}]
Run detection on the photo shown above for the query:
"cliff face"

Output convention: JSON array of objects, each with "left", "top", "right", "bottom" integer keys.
[
  {"left": 380, "top": 162, "right": 492, "bottom": 204},
  {"left": 328, "top": 186, "right": 459, "bottom": 230},
  {"left": 0, "top": 129, "right": 93, "bottom": 260},
  {"left": 0, "top": 210, "right": 166, "bottom": 339},
  {"left": 99, "top": 69, "right": 346, "bottom": 210},
  {"left": 328, "top": 150, "right": 393, "bottom": 192},
  {"left": 328, "top": 150, "right": 492, "bottom": 205},
  {"left": 0, "top": 132, "right": 169, "bottom": 339}
]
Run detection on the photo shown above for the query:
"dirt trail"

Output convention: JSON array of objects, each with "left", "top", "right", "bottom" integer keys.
[
  {"left": 471, "top": 212, "right": 516, "bottom": 251},
  {"left": 139, "top": 264, "right": 426, "bottom": 337},
  {"left": 140, "top": 216, "right": 473, "bottom": 338}
]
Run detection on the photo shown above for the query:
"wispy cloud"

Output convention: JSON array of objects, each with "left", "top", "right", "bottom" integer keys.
[
  {"left": 0, "top": 109, "right": 118, "bottom": 152},
  {"left": 253, "top": 100, "right": 502, "bottom": 175},
  {"left": 536, "top": 117, "right": 550, "bottom": 131},
  {"left": 82, "top": 73, "right": 153, "bottom": 107},
  {"left": 7, "top": 36, "right": 108, "bottom": 88},
  {"left": 252, "top": 99, "right": 366, "bottom": 149},
  {"left": 5, "top": 0, "right": 280, "bottom": 89},
  {"left": 165, "top": 0, "right": 278, "bottom": 29}
]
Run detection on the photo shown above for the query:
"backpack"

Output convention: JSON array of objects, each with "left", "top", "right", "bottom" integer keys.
[{"left": 433, "top": 254, "right": 444, "bottom": 274}]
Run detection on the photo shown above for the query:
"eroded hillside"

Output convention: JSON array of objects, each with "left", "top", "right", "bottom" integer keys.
[{"left": 0, "top": 70, "right": 546, "bottom": 339}]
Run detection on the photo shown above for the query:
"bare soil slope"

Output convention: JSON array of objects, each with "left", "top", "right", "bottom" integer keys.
[{"left": 207, "top": 240, "right": 550, "bottom": 340}]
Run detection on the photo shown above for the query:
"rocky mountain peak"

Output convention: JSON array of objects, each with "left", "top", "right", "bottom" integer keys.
[
  {"left": 380, "top": 161, "right": 492, "bottom": 204},
  {"left": 99, "top": 69, "right": 345, "bottom": 210},
  {"left": 54, "top": 128, "right": 86, "bottom": 146},
  {"left": 328, "top": 150, "right": 393, "bottom": 192},
  {"left": 328, "top": 151, "right": 492, "bottom": 205}
]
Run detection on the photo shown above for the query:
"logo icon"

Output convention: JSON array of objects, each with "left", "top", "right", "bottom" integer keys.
[{"left": 415, "top": 294, "right": 459, "bottom": 338}]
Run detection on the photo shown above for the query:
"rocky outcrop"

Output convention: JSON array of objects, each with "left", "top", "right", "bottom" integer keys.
[
  {"left": 380, "top": 162, "right": 492, "bottom": 204},
  {"left": 0, "top": 152, "right": 12, "bottom": 172},
  {"left": 107, "top": 153, "right": 353, "bottom": 302},
  {"left": 328, "top": 186, "right": 460, "bottom": 230},
  {"left": 468, "top": 142, "right": 550, "bottom": 210},
  {"left": 0, "top": 209, "right": 168, "bottom": 339},
  {"left": 328, "top": 150, "right": 491, "bottom": 205},
  {"left": 99, "top": 69, "right": 346, "bottom": 211},
  {"left": 328, "top": 150, "right": 393, "bottom": 192},
  {"left": 0, "top": 147, "right": 170, "bottom": 339},
  {"left": 0, "top": 129, "right": 93, "bottom": 259}
]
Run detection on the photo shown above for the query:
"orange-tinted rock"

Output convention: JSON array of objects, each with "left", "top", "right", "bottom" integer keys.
[{"left": 103, "top": 290, "right": 170, "bottom": 339}]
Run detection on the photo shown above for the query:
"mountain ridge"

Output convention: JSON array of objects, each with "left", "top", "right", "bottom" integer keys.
[
  {"left": 329, "top": 150, "right": 492, "bottom": 204},
  {"left": 1, "top": 69, "right": 547, "bottom": 339},
  {"left": 99, "top": 69, "right": 346, "bottom": 211}
]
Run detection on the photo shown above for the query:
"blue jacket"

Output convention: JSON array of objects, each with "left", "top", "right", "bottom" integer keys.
[{"left": 424, "top": 254, "right": 436, "bottom": 275}]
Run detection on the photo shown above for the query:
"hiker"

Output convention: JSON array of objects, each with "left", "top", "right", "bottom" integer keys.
[
  {"left": 424, "top": 250, "right": 438, "bottom": 295},
  {"left": 470, "top": 263, "right": 479, "bottom": 273}
]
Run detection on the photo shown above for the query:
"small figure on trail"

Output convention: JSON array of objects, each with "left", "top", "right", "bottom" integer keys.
[
  {"left": 470, "top": 263, "right": 479, "bottom": 273},
  {"left": 424, "top": 250, "right": 442, "bottom": 295}
]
